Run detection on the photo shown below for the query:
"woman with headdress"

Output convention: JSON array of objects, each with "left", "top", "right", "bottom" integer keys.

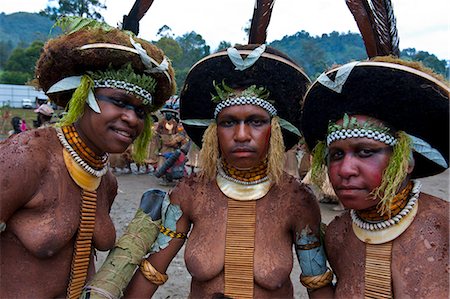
[
  {"left": 0, "top": 16, "right": 175, "bottom": 298},
  {"left": 121, "top": 44, "right": 332, "bottom": 298},
  {"left": 301, "top": 57, "right": 449, "bottom": 298}
]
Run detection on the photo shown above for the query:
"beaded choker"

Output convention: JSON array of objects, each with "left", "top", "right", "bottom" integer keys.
[
  {"left": 351, "top": 180, "right": 420, "bottom": 231},
  {"left": 220, "top": 158, "right": 268, "bottom": 184},
  {"left": 57, "top": 125, "right": 109, "bottom": 177},
  {"left": 357, "top": 181, "right": 413, "bottom": 221}
]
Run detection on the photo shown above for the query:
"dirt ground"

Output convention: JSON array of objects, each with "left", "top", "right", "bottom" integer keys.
[{"left": 95, "top": 169, "right": 449, "bottom": 299}]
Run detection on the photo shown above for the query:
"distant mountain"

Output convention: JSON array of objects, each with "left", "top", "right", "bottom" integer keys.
[{"left": 0, "top": 12, "right": 59, "bottom": 47}]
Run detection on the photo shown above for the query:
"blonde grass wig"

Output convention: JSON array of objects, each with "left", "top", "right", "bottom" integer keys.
[
  {"left": 198, "top": 123, "right": 219, "bottom": 179},
  {"left": 198, "top": 117, "right": 285, "bottom": 184}
]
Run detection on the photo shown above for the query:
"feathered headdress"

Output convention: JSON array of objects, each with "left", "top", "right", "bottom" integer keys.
[
  {"left": 248, "top": 0, "right": 276, "bottom": 44},
  {"left": 346, "top": 0, "right": 400, "bottom": 57}
]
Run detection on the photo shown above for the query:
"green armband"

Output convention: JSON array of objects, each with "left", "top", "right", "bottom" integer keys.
[{"left": 81, "top": 209, "right": 161, "bottom": 299}]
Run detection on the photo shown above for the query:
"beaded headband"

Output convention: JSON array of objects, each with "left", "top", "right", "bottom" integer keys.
[
  {"left": 326, "top": 114, "right": 396, "bottom": 146},
  {"left": 212, "top": 82, "right": 277, "bottom": 118},
  {"left": 93, "top": 79, "right": 153, "bottom": 106},
  {"left": 214, "top": 97, "right": 277, "bottom": 118}
]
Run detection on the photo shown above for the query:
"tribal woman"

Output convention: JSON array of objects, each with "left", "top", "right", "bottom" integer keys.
[
  {"left": 121, "top": 44, "right": 333, "bottom": 298},
  {"left": 301, "top": 57, "right": 449, "bottom": 298},
  {"left": 0, "top": 17, "right": 175, "bottom": 298}
]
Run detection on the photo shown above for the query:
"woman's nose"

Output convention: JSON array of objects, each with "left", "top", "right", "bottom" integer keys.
[
  {"left": 338, "top": 154, "right": 358, "bottom": 179},
  {"left": 234, "top": 122, "right": 250, "bottom": 142},
  {"left": 121, "top": 108, "right": 140, "bottom": 126}
]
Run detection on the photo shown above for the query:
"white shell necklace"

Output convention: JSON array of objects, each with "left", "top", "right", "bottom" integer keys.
[
  {"left": 351, "top": 180, "right": 421, "bottom": 231},
  {"left": 56, "top": 127, "right": 109, "bottom": 178}
]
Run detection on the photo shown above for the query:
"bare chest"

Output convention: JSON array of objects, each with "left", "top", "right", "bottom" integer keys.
[
  {"left": 8, "top": 174, "right": 115, "bottom": 258},
  {"left": 185, "top": 191, "right": 294, "bottom": 290}
]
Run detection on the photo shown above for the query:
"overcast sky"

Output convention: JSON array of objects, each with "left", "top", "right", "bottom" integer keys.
[{"left": 1, "top": 0, "right": 449, "bottom": 60}]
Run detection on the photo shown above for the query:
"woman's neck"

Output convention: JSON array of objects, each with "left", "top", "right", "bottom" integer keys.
[
  {"left": 220, "top": 158, "right": 268, "bottom": 183},
  {"left": 357, "top": 180, "right": 413, "bottom": 221}
]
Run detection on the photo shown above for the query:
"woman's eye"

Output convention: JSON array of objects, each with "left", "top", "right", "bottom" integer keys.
[
  {"left": 134, "top": 108, "right": 146, "bottom": 119},
  {"left": 357, "top": 149, "right": 375, "bottom": 157},
  {"left": 328, "top": 151, "right": 344, "bottom": 162},
  {"left": 219, "top": 120, "right": 235, "bottom": 127},
  {"left": 113, "top": 99, "right": 126, "bottom": 108},
  {"left": 249, "top": 119, "right": 269, "bottom": 127}
]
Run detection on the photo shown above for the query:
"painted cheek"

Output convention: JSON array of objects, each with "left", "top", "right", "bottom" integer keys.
[{"left": 263, "top": 126, "right": 271, "bottom": 144}]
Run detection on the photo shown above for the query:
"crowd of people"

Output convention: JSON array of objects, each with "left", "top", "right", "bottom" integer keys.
[{"left": 0, "top": 15, "right": 448, "bottom": 299}]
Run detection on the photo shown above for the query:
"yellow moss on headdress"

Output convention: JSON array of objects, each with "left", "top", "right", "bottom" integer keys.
[
  {"left": 310, "top": 141, "right": 327, "bottom": 187},
  {"left": 373, "top": 131, "right": 412, "bottom": 216},
  {"left": 59, "top": 75, "right": 93, "bottom": 126},
  {"left": 132, "top": 114, "right": 154, "bottom": 164}
]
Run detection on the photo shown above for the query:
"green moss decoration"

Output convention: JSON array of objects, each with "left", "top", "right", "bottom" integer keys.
[
  {"left": 210, "top": 80, "right": 271, "bottom": 104},
  {"left": 59, "top": 75, "right": 94, "bottom": 126},
  {"left": 89, "top": 64, "right": 157, "bottom": 107}
]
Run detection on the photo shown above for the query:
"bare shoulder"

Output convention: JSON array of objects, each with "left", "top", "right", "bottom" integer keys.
[
  {"left": 1, "top": 128, "right": 57, "bottom": 166},
  {"left": 167, "top": 173, "right": 207, "bottom": 208},
  {"left": 278, "top": 174, "right": 322, "bottom": 228},
  {"left": 280, "top": 173, "right": 318, "bottom": 206},
  {"left": 324, "top": 212, "right": 352, "bottom": 246},
  {"left": 416, "top": 193, "right": 450, "bottom": 231}
]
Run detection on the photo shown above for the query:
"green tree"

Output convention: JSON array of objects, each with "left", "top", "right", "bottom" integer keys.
[
  {"left": 400, "top": 48, "right": 447, "bottom": 77},
  {"left": 156, "top": 25, "right": 173, "bottom": 38},
  {"left": 0, "top": 40, "right": 44, "bottom": 84},
  {"left": 216, "top": 41, "right": 232, "bottom": 52},
  {"left": 39, "top": 0, "right": 106, "bottom": 21},
  {"left": 173, "top": 31, "right": 210, "bottom": 91},
  {"left": 156, "top": 37, "right": 183, "bottom": 67},
  {"left": 0, "top": 40, "right": 14, "bottom": 70}
]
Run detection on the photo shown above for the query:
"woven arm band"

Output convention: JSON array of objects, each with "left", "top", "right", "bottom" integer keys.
[
  {"left": 160, "top": 225, "right": 187, "bottom": 239},
  {"left": 300, "top": 269, "right": 333, "bottom": 290},
  {"left": 139, "top": 259, "right": 168, "bottom": 285}
]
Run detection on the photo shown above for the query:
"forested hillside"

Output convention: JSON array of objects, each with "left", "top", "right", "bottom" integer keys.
[
  {"left": 0, "top": 12, "right": 58, "bottom": 47},
  {"left": 0, "top": 12, "right": 447, "bottom": 87}
]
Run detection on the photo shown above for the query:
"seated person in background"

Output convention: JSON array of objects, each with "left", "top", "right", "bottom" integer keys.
[{"left": 33, "top": 103, "right": 55, "bottom": 128}]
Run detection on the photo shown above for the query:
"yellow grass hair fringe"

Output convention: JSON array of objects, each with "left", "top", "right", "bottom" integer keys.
[
  {"left": 59, "top": 75, "right": 93, "bottom": 126},
  {"left": 132, "top": 114, "right": 153, "bottom": 164},
  {"left": 198, "top": 122, "right": 219, "bottom": 180},
  {"left": 267, "top": 117, "right": 285, "bottom": 184},
  {"left": 373, "top": 131, "right": 412, "bottom": 216},
  {"left": 310, "top": 141, "right": 327, "bottom": 187}
]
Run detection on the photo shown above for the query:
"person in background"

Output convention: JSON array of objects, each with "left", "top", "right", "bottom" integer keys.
[
  {"left": 0, "top": 16, "right": 175, "bottom": 298},
  {"left": 301, "top": 57, "right": 449, "bottom": 298},
  {"left": 34, "top": 103, "right": 55, "bottom": 128},
  {"left": 8, "top": 116, "right": 22, "bottom": 136},
  {"left": 20, "top": 119, "right": 28, "bottom": 132}
]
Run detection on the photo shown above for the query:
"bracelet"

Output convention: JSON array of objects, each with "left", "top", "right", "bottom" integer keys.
[
  {"left": 139, "top": 259, "right": 168, "bottom": 285},
  {"left": 160, "top": 225, "right": 187, "bottom": 239},
  {"left": 300, "top": 269, "right": 333, "bottom": 290}
]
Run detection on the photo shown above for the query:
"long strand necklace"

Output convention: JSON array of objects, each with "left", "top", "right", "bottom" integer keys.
[{"left": 56, "top": 125, "right": 108, "bottom": 299}]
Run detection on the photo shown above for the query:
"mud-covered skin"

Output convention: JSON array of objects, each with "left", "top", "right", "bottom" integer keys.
[
  {"left": 325, "top": 193, "right": 449, "bottom": 298},
  {"left": 0, "top": 128, "right": 117, "bottom": 298},
  {"left": 125, "top": 172, "right": 321, "bottom": 298}
]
